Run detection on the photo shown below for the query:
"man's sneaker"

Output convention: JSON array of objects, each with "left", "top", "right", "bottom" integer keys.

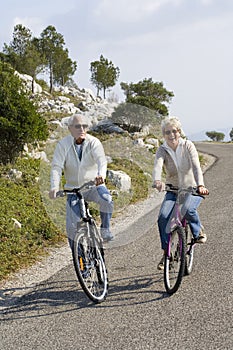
[
  {"left": 195, "top": 229, "right": 207, "bottom": 244},
  {"left": 157, "top": 255, "right": 165, "bottom": 270},
  {"left": 101, "top": 229, "right": 114, "bottom": 242},
  {"left": 81, "top": 268, "right": 90, "bottom": 279}
]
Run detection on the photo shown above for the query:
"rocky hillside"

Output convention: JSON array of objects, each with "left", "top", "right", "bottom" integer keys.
[{"left": 19, "top": 72, "right": 120, "bottom": 130}]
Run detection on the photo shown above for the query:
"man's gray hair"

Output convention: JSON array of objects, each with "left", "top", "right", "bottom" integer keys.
[{"left": 68, "top": 114, "right": 90, "bottom": 127}]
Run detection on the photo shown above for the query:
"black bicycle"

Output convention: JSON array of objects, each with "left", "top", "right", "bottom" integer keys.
[{"left": 56, "top": 181, "right": 108, "bottom": 303}]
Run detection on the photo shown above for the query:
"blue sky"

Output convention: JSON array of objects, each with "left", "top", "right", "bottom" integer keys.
[{"left": 1, "top": 0, "right": 233, "bottom": 139}]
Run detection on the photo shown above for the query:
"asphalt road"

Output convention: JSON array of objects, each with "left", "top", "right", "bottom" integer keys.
[{"left": 0, "top": 143, "right": 232, "bottom": 350}]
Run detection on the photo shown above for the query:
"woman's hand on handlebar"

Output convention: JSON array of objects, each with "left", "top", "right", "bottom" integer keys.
[{"left": 197, "top": 185, "right": 209, "bottom": 195}]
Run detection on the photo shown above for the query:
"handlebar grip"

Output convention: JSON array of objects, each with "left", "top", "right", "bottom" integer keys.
[
  {"left": 165, "top": 184, "right": 178, "bottom": 191},
  {"left": 56, "top": 190, "right": 65, "bottom": 198}
]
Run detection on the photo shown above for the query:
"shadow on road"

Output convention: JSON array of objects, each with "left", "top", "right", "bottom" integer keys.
[{"left": 0, "top": 272, "right": 168, "bottom": 321}]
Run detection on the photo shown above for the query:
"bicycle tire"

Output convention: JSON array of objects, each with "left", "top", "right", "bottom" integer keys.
[
  {"left": 184, "top": 224, "right": 195, "bottom": 275},
  {"left": 73, "top": 225, "right": 108, "bottom": 303},
  {"left": 164, "top": 227, "right": 186, "bottom": 295}
]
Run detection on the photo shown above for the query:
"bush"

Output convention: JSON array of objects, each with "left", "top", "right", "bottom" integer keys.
[
  {"left": 0, "top": 158, "right": 65, "bottom": 280},
  {"left": 0, "top": 62, "right": 48, "bottom": 164}
]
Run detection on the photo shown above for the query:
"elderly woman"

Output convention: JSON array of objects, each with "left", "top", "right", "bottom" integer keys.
[{"left": 152, "top": 117, "right": 209, "bottom": 270}]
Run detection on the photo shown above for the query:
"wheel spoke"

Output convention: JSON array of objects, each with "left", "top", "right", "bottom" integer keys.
[{"left": 185, "top": 225, "right": 195, "bottom": 275}]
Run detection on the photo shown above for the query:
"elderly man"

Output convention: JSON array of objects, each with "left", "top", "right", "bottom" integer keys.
[{"left": 49, "top": 114, "right": 114, "bottom": 246}]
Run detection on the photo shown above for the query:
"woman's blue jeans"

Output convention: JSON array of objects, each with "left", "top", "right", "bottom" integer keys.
[
  {"left": 66, "top": 185, "right": 113, "bottom": 249},
  {"left": 158, "top": 191, "right": 203, "bottom": 250}
]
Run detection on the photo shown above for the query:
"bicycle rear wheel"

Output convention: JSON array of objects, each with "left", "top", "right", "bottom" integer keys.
[
  {"left": 73, "top": 225, "right": 108, "bottom": 303},
  {"left": 164, "top": 227, "right": 186, "bottom": 295},
  {"left": 185, "top": 224, "right": 195, "bottom": 275}
]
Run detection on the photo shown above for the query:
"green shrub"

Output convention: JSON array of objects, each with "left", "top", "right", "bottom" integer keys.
[
  {"left": 0, "top": 62, "right": 48, "bottom": 164},
  {"left": 0, "top": 158, "right": 65, "bottom": 281}
]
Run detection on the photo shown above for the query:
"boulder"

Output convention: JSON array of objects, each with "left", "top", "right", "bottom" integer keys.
[{"left": 107, "top": 170, "right": 131, "bottom": 192}]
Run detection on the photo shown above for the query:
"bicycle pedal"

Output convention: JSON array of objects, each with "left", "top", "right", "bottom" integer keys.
[{"left": 81, "top": 269, "right": 90, "bottom": 278}]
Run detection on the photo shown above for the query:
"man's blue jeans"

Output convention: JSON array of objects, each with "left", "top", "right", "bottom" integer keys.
[
  {"left": 158, "top": 191, "right": 203, "bottom": 250},
  {"left": 66, "top": 185, "right": 113, "bottom": 249}
]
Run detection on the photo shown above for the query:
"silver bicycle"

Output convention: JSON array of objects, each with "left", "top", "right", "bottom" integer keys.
[{"left": 57, "top": 181, "right": 108, "bottom": 303}]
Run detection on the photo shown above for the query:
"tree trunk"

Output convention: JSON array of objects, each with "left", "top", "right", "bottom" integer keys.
[
  {"left": 32, "top": 78, "right": 35, "bottom": 94},
  {"left": 49, "top": 61, "right": 53, "bottom": 93}
]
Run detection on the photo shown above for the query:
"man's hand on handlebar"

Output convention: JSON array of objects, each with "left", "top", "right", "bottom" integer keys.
[
  {"left": 49, "top": 189, "right": 58, "bottom": 199},
  {"left": 153, "top": 180, "right": 165, "bottom": 192},
  {"left": 95, "top": 176, "right": 105, "bottom": 186}
]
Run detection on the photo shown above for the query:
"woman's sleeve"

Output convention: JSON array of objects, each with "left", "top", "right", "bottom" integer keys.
[{"left": 187, "top": 141, "right": 205, "bottom": 186}]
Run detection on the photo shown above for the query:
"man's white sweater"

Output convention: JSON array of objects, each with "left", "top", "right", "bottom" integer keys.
[{"left": 50, "top": 134, "right": 107, "bottom": 190}]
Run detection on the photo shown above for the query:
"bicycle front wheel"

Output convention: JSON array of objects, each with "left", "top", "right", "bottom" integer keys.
[
  {"left": 164, "top": 227, "right": 186, "bottom": 295},
  {"left": 73, "top": 225, "right": 108, "bottom": 303},
  {"left": 185, "top": 224, "right": 195, "bottom": 275}
]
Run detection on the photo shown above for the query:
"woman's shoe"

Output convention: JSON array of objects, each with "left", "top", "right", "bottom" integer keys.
[
  {"left": 195, "top": 229, "right": 207, "bottom": 243},
  {"left": 157, "top": 255, "right": 165, "bottom": 270}
]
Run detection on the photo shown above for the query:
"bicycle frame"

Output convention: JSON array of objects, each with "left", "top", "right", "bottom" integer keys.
[
  {"left": 57, "top": 180, "right": 102, "bottom": 239},
  {"left": 163, "top": 184, "right": 199, "bottom": 294},
  {"left": 167, "top": 203, "right": 185, "bottom": 258},
  {"left": 168, "top": 189, "right": 193, "bottom": 241},
  {"left": 167, "top": 184, "right": 198, "bottom": 231}
]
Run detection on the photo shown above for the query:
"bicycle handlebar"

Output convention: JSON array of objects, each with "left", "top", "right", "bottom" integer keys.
[
  {"left": 56, "top": 180, "right": 96, "bottom": 198},
  {"left": 152, "top": 183, "right": 208, "bottom": 198},
  {"left": 164, "top": 184, "right": 208, "bottom": 198}
]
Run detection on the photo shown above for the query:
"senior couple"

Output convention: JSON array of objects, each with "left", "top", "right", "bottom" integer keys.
[{"left": 49, "top": 114, "right": 208, "bottom": 270}]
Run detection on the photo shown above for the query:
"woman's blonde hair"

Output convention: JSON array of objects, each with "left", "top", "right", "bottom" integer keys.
[{"left": 161, "top": 116, "right": 186, "bottom": 138}]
